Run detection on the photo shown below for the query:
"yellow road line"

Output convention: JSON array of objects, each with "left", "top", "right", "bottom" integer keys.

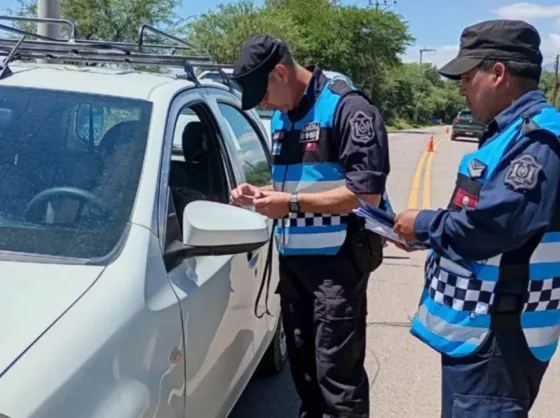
[
  {"left": 407, "top": 133, "right": 446, "bottom": 209},
  {"left": 408, "top": 151, "right": 429, "bottom": 209},
  {"left": 422, "top": 136, "right": 446, "bottom": 209}
]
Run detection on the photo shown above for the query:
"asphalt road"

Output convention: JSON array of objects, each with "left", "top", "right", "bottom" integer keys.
[{"left": 228, "top": 126, "right": 559, "bottom": 418}]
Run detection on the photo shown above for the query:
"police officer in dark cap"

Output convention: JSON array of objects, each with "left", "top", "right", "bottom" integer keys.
[
  {"left": 393, "top": 19, "right": 560, "bottom": 417},
  {"left": 229, "top": 34, "right": 391, "bottom": 417}
]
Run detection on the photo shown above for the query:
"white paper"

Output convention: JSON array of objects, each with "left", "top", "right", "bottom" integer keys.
[{"left": 364, "top": 217, "right": 408, "bottom": 245}]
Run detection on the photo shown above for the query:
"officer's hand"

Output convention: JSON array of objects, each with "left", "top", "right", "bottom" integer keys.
[
  {"left": 394, "top": 209, "right": 421, "bottom": 243},
  {"left": 230, "top": 183, "right": 262, "bottom": 207},
  {"left": 253, "top": 191, "right": 290, "bottom": 218}
]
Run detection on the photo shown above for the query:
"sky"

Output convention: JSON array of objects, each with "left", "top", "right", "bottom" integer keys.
[{"left": 2, "top": 0, "right": 560, "bottom": 69}]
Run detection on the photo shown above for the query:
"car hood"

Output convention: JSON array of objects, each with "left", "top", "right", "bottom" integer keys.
[{"left": 0, "top": 261, "right": 104, "bottom": 377}]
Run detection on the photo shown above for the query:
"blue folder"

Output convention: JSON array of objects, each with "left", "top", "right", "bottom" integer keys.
[{"left": 354, "top": 199, "right": 429, "bottom": 250}]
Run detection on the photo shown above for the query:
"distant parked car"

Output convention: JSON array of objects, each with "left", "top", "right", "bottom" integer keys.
[{"left": 451, "top": 109, "right": 486, "bottom": 141}]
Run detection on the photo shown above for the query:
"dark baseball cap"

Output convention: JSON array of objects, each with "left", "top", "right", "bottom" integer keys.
[
  {"left": 439, "top": 19, "right": 543, "bottom": 80},
  {"left": 230, "top": 34, "right": 289, "bottom": 110}
]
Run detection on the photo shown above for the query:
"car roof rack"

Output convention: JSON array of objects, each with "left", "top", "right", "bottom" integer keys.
[{"left": 0, "top": 14, "right": 237, "bottom": 91}]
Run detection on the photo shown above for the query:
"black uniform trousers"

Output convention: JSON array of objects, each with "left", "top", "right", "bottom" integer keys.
[{"left": 278, "top": 249, "right": 370, "bottom": 418}]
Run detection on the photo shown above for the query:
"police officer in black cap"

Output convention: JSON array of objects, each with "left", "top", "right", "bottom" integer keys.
[
  {"left": 229, "top": 34, "right": 391, "bottom": 418},
  {"left": 393, "top": 19, "right": 560, "bottom": 417}
]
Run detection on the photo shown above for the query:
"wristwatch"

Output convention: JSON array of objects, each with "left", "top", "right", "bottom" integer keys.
[{"left": 289, "top": 193, "right": 300, "bottom": 212}]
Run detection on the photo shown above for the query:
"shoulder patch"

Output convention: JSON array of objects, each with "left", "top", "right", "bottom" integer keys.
[
  {"left": 504, "top": 154, "right": 542, "bottom": 191},
  {"left": 521, "top": 115, "right": 541, "bottom": 135},
  {"left": 328, "top": 79, "right": 353, "bottom": 96},
  {"left": 467, "top": 158, "right": 486, "bottom": 179},
  {"left": 349, "top": 110, "right": 374, "bottom": 144}
]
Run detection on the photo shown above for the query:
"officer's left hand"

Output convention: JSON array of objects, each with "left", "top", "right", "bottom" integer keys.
[
  {"left": 253, "top": 191, "right": 290, "bottom": 218},
  {"left": 394, "top": 209, "right": 421, "bottom": 243}
]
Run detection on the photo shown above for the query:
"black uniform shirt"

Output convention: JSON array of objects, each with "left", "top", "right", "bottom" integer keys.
[{"left": 287, "top": 66, "right": 390, "bottom": 195}]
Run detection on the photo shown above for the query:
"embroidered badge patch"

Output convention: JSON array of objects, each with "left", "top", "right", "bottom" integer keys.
[
  {"left": 504, "top": 154, "right": 542, "bottom": 191},
  {"left": 468, "top": 159, "right": 486, "bottom": 179},
  {"left": 349, "top": 111, "right": 374, "bottom": 143},
  {"left": 272, "top": 131, "right": 285, "bottom": 142},
  {"left": 300, "top": 122, "right": 320, "bottom": 143}
]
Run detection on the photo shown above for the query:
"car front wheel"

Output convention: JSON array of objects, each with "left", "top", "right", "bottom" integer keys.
[{"left": 256, "top": 314, "right": 288, "bottom": 376}]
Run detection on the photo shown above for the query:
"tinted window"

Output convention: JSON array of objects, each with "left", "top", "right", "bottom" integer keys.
[
  {"left": 217, "top": 103, "right": 271, "bottom": 187},
  {"left": 0, "top": 87, "right": 151, "bottom": 260}
]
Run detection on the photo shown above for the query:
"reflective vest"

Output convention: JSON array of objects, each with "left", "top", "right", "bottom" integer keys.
[
  {"left": 270, "top": 75, "right": 393, "bottom": 255},
  {"left": 410, "top": 105, "right": 560, "bottom": 362}
]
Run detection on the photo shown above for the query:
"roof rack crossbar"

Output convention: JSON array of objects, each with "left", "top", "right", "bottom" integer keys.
[
  {"left": 0, "top": 16, "right": 238, "bottom": 84},
  {"left": 0, "top": 22, "right": 61, "bottom": 42},
  {"left": 0, "top": 37, "right": 133, "bottom": 54},
  {"left": 0, "top": 38, "right": 213, "bottom": 62},
  {"left": 74, "top": 39, "right": 194, "bottom": 52},
  {"left": 0, "top": 48, "right": 214, "bottom": 68},
  {"left": 138, "top": 24, "right": 196, "bottom": 52},
  {"left": 0, "top": 15, "right": 76, "bottom": 40}
]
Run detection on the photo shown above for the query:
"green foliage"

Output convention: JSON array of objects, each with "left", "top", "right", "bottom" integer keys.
[
  {"left": 184, "top": 0, "right": 464, "bottom": 125},
  {"left": 244, "top": 161, "right": 271, "bottom": 187},
  {"left": 7, "top": 0, "right": 557, "bottom": 123},
  {"left": 540, "top": 70, "right": 558, "bottom": 107},
  {"left": 11, "top": 0, "right": 180, "bottom": 41}
]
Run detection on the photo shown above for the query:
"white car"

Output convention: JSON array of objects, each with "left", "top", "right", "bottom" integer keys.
[{"left": 0, "top": 18, "right": 285, "bottom": 418}]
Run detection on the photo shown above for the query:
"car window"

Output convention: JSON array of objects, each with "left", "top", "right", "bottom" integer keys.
[
  {"left": 0, "top": 86, "right": 151, "bottom": 260},
  {"left": 216, "top": 102, "right": 271, "bottom": 187},
  {"left": 166, "top": 102, "right": 231, "bottom": 243}
]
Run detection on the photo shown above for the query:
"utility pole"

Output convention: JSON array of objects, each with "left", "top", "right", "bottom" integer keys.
[
  {"left": 372, "top": 0, "right": 397, "bottom": 11},
  {"left": 37, "top": 0, "right": 61, "bottom": 39},
  {"left": 420, "top": 48, "right": 436, "bottom": 64},
  {"left": 553, "top": 54, "right": 559, "bottom": 108}
]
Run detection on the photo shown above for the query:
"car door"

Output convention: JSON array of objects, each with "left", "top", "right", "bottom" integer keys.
[
  {"left": 205, "top": 87, "right": 280, "bottom": 351},
  {"left": 159, "top": 89, "right": 258, "bottom": 418}
]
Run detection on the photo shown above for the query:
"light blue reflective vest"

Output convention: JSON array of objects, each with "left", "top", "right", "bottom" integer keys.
[
  {"left": 270, "top": 74, "right": 393, "bottom": 255},
  {"left": 410, "top": 105, "right": 560, "bottom": 362}
]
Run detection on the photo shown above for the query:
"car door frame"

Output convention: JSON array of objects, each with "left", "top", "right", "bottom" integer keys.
[
  {"left": 204, "top": 86, "right": 280, "bottom": 338},
  {"left": 156, "top": 86, "right": 263, "bottom": 417}
]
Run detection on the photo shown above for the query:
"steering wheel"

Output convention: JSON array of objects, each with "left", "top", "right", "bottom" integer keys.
[{"left": 24, "top": 187, "right": 112, "bottom": 224}]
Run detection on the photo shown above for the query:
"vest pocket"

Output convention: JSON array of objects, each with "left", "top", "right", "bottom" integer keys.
[{"left": 452, "top": 394, "right": 529, "bottom": 417}]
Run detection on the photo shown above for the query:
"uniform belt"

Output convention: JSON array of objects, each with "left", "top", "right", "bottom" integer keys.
[{"left": 494, "top": 293, "right": 524, "bottom": 314}]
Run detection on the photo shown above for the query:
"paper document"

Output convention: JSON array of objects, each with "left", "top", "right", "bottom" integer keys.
[{"left": 353, "top": 199, "right": 428, "bottom": 250}]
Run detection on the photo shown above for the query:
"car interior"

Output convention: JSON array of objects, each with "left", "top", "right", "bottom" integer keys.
[{"left": 167, "top": 104, "right": 230, "bottom": 238}]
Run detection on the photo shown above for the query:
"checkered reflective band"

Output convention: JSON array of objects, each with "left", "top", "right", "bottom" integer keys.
[
  {"left": 425, "top": 254, "right": 496, "bottom": 314},
  {"left": 525, "top": 277, "right": 560, "bottom": 312},
  {"left": 282, "top": 212, "right": 349, "bottom": 228}
]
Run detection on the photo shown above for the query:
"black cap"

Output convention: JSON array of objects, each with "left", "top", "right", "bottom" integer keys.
[
  {"left": 439, "top": 19, "right": 543, "bottom": 80},
  {"left": 230, "top": 34, "right": 289, "bottom": 110}
]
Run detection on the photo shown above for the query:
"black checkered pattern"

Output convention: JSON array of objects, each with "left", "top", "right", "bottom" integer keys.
[
  {"left": 283, "top": 212, "right": 349, "bottom": 228},
  {"left": 524, "top": 277, "right": 560, "bottom": 312},
  {"left": 425, "top": 255, "right": 496, "bottom": 313}
]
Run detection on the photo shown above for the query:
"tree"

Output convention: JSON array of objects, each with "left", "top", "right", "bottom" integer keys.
[
  {"left": 11, "top": 0, "right": 180, "bottom": 41},
  {"left": 186, "top": 0, "right": 413, "bottom": 107}
]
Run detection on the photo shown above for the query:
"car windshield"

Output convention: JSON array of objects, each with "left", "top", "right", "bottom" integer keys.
[
  {"left": 0, "top": 86, "right": 151, "bottom": 261},
  {"left": 459, "top": 110, "right": 472, "bottom": 118}
]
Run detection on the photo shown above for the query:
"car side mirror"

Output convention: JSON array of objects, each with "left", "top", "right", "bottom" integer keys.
[{"left": 163, "top": 200, "right": 270, "bottom": 271}]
